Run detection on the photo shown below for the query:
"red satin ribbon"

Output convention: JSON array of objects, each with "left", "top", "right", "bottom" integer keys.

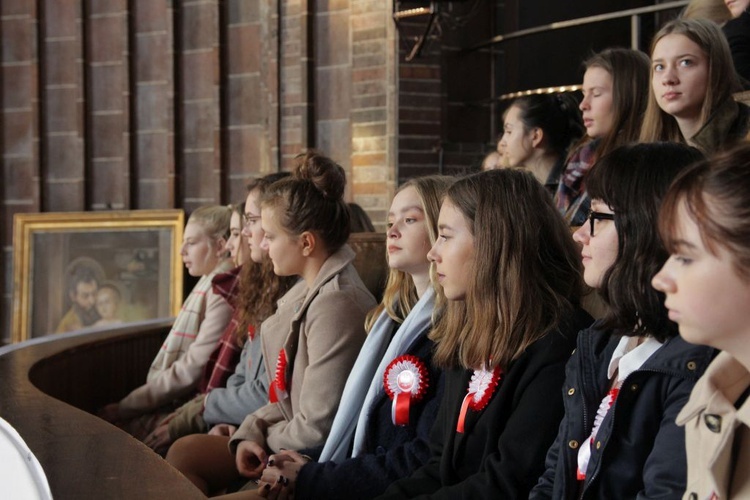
[
  {"left": 456, "top": 393, "right": 474, "bottom": 433},
  {"left": 393, "top": 392, "right": 411, "bottom": 426}
]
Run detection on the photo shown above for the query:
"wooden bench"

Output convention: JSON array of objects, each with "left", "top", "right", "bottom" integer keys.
[{"left": 0, "top": 321, "right": 204, "bottom": 499}]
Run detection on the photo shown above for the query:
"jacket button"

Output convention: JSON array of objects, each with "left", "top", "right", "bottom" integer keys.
[
  {"left": 568, "top": 388, "right": 576, "bottom": 396},
  {"left": 568, "top": 440, "right": 579, "bottom": 449},
  {"left": 630, "top": 383, "right": 639, "bottom": 392},
  {"left": 704, "top": 414, "right": 722, "bottom": 433},
  {"left": 596, "top": 441, "right": 601, "bottom": 450},
  {"left": 687, "top": 361, "right": 697, "bottom": 371}
]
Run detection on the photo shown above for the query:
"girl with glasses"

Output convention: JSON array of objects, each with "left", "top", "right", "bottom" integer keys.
[
  {"left": 531, "top": 142, "right": 714, "bottom": 499},
  {"left": 145, "top": 174, "right": 295, "bottom": 454},
  {"left": 652, "top": 144, "right": 750, "bottom": 499},
  {"left": 168, "top": 152, "right": 376, "bottom": 495},
  {"left": 378, "top": 169, "right": 592, "bottom": 498}
]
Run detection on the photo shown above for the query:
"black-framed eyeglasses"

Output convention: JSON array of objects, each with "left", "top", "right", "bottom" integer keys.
[{"left": 587, "top": 210, "right": 614, "bottom": 237}]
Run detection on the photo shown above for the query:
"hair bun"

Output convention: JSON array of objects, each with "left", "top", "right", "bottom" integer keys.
[{"left": 294, "top": 151, "right": 346, "bottom": 200}]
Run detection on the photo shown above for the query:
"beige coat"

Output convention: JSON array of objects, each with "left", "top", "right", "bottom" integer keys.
[
  {"left": 230, "top": 244, "right": 375, "bottom": 453},
  {"left": 678, "top": 351, "right": 750, "bottom": 500}
]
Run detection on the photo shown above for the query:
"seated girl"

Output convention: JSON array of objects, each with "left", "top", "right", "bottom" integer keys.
[
  {"left": 144, "top": 175, "right": 295, "bottom": 453},
  {"left": 250, "top": 176, "right": 454, "bottom": 500},
  {"left": 167, "top": 151, "right": 376, "bottom": 495},
  {"left": 531, "top": 142, "right": 715, "bottom": 499},
  {"left": 556, "top": 48, "right": 650, "bottom": 225},
  {"left": 652, "top": 143, "right": 750, "bottom": 498},
  {"left": 640, "top": 18, "right": 749, "bottom": 154},
  {"left": 378, "top": 169, "right": 592, "bottom": 499},
  {"left": 100, "top": 205, "right": 234, "bottom": 439},
  {"left": 499, "top": 93, "right": 584, "bottom": 192}
]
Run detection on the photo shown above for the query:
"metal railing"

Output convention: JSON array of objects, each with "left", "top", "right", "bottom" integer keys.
[{"left": 467, "top": 0, "right": 689, "bottom": 52}]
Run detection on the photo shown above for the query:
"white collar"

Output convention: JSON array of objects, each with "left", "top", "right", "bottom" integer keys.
[{"left": 607, "top": 335, "right": 663, "bottom": 383}]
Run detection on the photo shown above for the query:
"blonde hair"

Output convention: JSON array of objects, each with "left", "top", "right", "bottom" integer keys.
[
  {"left": 640, "top": 18, "right": 741, "bottom": 147},
  {"left": 364, "top": 175, "right": 455, "bottom": 331},
  {"left": 681, "top": 0, "right": 731, "bottom": 25},
  {"left": 188, "top": 205, "right": 232, "bottom": 247}
]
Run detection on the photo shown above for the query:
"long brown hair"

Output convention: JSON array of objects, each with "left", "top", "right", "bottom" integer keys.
[
  {"left": 572, "top": 48, "right": 650, "bottom": 162},
  {"left": 365, "top": 175, "right": 455, "bottom": 331},
  {"left": 233, "top": 172, "right": 295, "bottom": 345},
  {"left": 430, "top": 169, "right": 583, "bottom": 369},
  {"left": 639, "top": 18, "right": 741, "bottom": 147}
]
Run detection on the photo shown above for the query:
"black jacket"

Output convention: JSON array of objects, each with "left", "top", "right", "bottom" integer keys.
[
  {"left": 377, "top": 308, "right": 593, "bottom": 499},
  {"left": 530, "top": 322, "right": 715, "bottom": 499},
  {"left": 295, "top": 334, "right": 444, "bottom": 499}
]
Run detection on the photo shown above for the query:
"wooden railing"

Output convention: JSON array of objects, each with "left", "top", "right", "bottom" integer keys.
[{"left": 0, "top": 321, "right": 204, "bottom": 499}]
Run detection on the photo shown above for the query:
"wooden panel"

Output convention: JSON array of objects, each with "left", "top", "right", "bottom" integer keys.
[{"left": 0, "top": 321, "right": 203, "bottom": 498}]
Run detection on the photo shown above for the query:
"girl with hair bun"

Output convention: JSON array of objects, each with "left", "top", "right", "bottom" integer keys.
[
  {"left": 653, "top": 143, "right": 750, "bottom": 498},
  {"left": 250, "top": 175, "right": 454, "bottom": 500},
  {"left": 499, "top": 93, "right": 584, "bottom": 192},
  {"left": 169, "top": 152, "right": 376, "bottom": 496},
  {"left": 100, "top": 205, "right": 235, "bottom": 440},
  {"left": 640, "top": 18, "right": 750, "bottom": 154}
]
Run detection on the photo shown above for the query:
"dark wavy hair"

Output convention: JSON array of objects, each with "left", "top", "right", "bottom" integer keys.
[{"left": 586, "top": 142, "right": 704, "bottom": 341}]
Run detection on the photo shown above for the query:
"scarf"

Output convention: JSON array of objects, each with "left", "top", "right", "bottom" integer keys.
[
  {"left": 318, "top": 288, "right": 436, "bottom": 463},
  {"left": 147, "top": 259, "right": 233, "bottom": 381}
]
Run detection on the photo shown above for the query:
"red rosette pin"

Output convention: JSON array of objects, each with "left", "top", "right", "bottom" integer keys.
[
  {"left": 269, "top": 349, "right": 288, "bottom": 403},
  {"left": 456, "top": 365, "right": 503, "bottom": 433},
  {"left": 383, "top": 355, "right": 429, "bottom": 426}
]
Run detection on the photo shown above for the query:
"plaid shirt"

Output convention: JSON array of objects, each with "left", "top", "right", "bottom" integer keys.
[
  {"left": 197, "top": 266, "right": 245, "bottom": 394},
  {"left": 554, "top": 139, "right": 599, "bottom": 226}
]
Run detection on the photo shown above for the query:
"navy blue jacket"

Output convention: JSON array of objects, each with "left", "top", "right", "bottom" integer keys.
[
  {"left": 378, "top": 308, "right": 593, "bottom": 499},
  {"left": 530, "top": 322, "right": 716, "bottom": 499},
  {"left": 295, "top": 333, "right": 444, "bottom": 500}
]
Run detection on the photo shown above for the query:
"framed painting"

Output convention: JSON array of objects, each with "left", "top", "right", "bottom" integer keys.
[{"left": 12, "top": 210, "right": 184, "bottom": 342}]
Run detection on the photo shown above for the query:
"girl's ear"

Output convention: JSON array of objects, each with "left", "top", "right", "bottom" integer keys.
[
  {"left": 531, "top": 127, "right": 544, "bottom": 148},
  {"left": 215, "top": 237, "right": 228, "bottom": 257},
  {"left": 299, "top": 231, "right": 316, "bottom": 257}
]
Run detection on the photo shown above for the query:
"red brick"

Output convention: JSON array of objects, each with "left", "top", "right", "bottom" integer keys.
[
  {"left": 3, "top": 65, "right": 34, "bottom": 109},
  {"left": 3, "top": 155, "right": 36, "bottom": 201},
  {"left": 181, "top": 100, "right": 218, "bottom": 149},
  {"left": 2, "top": 18, "right": 35, "bottom": 63},
  {"left": 90, "top": 158, "right": 128, "bottom": 209},
  {"left": 181, "top": 50, "right": 218, "bottom": 100},
  {"left": 133, "top": 0, "right": 170, "bottom": 32},
  {"left": 316, "top": 66, "right": 351, "bottom": 120},
  {"left": 43, "top": 0, "right": 80, "bottom": 38},
  {"left": 3, "top": 110, "right": 34, "bottom": 157},
  {"left": 352, "top": 66, "right": 385, "bottom": 82},
  {"left": 227, "top": 0, "right": 260, "bottom": 24},
  {"left": 90, "top": 113, "right": 127, "bottom": 158},
  {"left": 227, "top": 24, "right": 261, "bottom": 74},
  {"left": 182, "top": 3, "right": 218, "bottom": 51},
  {"left": 88, "top": 0, "right": 126, "bottom": 15},
  {"left": 227, "top": 74, "right": 262, "bottom": 125},
  {"left": 44, "top": 87, "right": 82, "bottom": 133},
  {"left": 44, "top": 134, "right": 84, "bottom": 179},
  {"left": 135, "top": 34, "right": 170, "bottom": 81},
  {"left": 88, "top": 15, "right": 126, "bottom": 63},
  {"left": 316, "top": 11, "right": 349, "bottom": 67},
  {"left": 45, "top": 39, "right": 81, "bottom": 85},
  {"left": 89, "top": 65, "right": 126, "bottom": 112},
  {"left": 134, "top": 83, "right": 170, "bottom": 130},
  {"left": 352, "top": 152, "right": 385, "bottom": 167}
]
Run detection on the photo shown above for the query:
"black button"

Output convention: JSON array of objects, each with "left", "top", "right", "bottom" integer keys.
[{"left": 704, "top": 414, "right": 722, "bottom": 433}]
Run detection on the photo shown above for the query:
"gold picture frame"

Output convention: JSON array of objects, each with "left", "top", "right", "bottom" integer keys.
[{"left": 12, "top": 210, "right": 185, "bottom": 343}]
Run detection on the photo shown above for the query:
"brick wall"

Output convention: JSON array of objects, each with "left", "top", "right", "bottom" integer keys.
[{"left": 0, "top": 0, "right": 400, "bottom": 341}]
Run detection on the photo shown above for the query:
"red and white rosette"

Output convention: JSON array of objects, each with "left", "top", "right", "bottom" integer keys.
[
  {"left": 383, "top": 355, "right": 429, "bottom": 426},
  {"left": 456, "top": 365, "right": 503, "bottom": 433},
  {"left": 269, "top": 349, "right": 288, "bottom": 403}
]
